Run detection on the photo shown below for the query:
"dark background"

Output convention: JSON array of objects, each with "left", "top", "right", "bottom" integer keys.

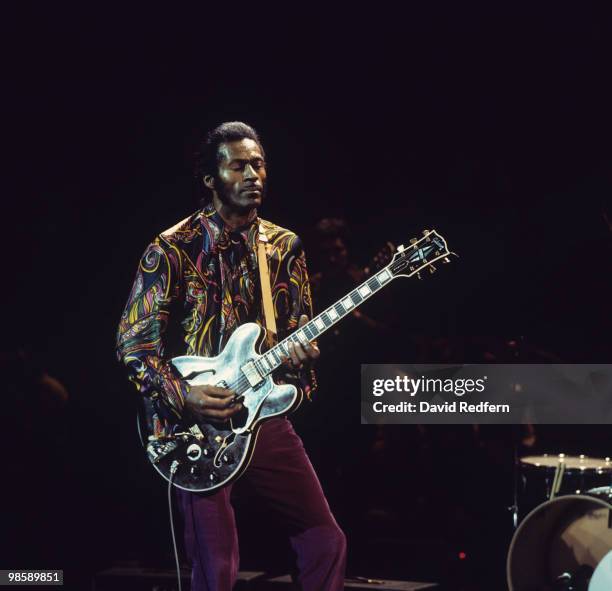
[{"left": 3, "top": 3, "right": 612, "bottom": 590}]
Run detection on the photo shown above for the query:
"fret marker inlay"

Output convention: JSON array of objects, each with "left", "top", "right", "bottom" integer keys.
[{"left": 379, "top": 270, "right": 391, "bottom": 283}]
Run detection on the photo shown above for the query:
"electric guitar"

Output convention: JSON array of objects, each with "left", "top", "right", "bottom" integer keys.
[{"left": 138, "top": 230, "right": 454, "bottom": 492}]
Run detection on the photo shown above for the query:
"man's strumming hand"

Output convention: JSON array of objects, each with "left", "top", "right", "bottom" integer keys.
[{"left": 185, "top": 384, "right": 243, "bottom": 420}]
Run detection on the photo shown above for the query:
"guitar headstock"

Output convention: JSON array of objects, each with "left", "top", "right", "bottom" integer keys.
[{"left": 389, "top": 229, "right": 455, "bottom": 279}]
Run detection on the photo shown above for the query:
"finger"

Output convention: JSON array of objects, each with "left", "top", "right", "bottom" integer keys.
[
  {"left": 229, "top": 394, "right": 244, "bottom": 406},
  {"left": 302, "top": 338, "right": 319, "bottom": 353},
  {"left": 224, "top": 402, "right": 244, "bottom": 414},
  {"left": 298, "top": 314, "right": 309, "bottom": 328},
  {"left": 205, "top": 386, "right": 237, "bottom": 399},
  {"left": 292, "top": 342, "right": 308, "bottom": 364},
  {"left": 198, "top": 398, "right": 243, "bottom": 413},
  {"left": 223, "top": 403, "right": 243, "bottom": 416},
  {"left": 304, "top": 342, "right": 320, "bottom": 360},
  {"left": 198, "top": 396, "right": 229, "bottom": 409},
  {"left": 288, "top": 342, "right": 303, "bottom": 368}
]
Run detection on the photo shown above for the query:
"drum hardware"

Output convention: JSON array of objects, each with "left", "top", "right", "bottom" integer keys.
[
  {"left": 510, "top": 424, "right": 521, "bottom": 530},
  {"left": 550, "top": 456, "right": 566, "bottom": 500}
]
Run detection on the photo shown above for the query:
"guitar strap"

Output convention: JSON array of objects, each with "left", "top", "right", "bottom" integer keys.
[{"left": 256, "top": 223, "right": 278, "bottom": 348}]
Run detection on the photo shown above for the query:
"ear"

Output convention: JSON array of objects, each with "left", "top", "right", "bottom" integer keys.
[{"left": 203, "top": 175, "right": 215, "bottom": 190}]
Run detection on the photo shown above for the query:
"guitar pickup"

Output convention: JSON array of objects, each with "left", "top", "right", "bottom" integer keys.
[{"left": 241, "top": 360, "right": 264, "bottom": 388}]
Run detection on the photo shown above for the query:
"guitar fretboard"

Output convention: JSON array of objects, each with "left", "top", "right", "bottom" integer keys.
[{"left": 253, "top": 265, "right": 396, "bottom": 377}]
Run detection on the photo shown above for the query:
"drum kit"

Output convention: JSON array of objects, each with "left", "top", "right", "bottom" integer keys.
[{"left": 507, "top": 453, "right": 612, "bottom": 590}]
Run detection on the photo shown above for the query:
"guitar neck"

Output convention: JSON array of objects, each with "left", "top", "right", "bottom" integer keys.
[{"left": 253, "top": 264, "right": 396, "bottom": 377}]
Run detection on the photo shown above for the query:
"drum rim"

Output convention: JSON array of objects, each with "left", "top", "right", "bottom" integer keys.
[{"left": 506, "top": 493, "right": 612, "bottom": 591}]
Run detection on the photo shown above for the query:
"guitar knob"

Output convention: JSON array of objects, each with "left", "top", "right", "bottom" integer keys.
[
  {"left": 422, "top": 229, "right": 430, "bottom": 236},
  {"left": 409, "top": 238, "right": 418, "bottom": 244},
  {"left": 186, "top": 444, "right": 202, "bottom": 461}
]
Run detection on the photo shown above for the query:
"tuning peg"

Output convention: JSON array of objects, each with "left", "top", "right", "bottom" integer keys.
[
  {"left": 416, "top": 272, "right": 422, "bottom": 280},
  {"left": 443, "top": 257, "right": 451, "bottom": 264},
  {"left": 428, "top": 264, "right": 436, "bottom": 274},
  {"left": 422, "top": 229, "right": 430, "bottom": 236},
  {"left": 409, "top": 238, "right": 418, "bottom": 244},
  {"left": 397, "top": 244, "right": 405, "bottom": 253}
]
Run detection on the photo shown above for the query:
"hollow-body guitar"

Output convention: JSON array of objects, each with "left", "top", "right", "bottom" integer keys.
[{"left": 139, "top": 230, "right": 454, "bottom": 492}]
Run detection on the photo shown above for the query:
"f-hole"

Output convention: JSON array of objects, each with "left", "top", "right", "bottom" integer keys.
[{"left": 183, "top": 369, "right": 217, "bottom": 380}]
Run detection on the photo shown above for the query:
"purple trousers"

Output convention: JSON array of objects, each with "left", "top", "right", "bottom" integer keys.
[{"left": 176, "top": 417, "right": 347, "bottom": 591}]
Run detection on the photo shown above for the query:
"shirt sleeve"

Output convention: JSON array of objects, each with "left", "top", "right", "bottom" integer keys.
[
  {"left": 286, "top": 236, "right": 318, "bottom": 398},
  {"left": 116, "top": 237, "right": 189, "bottom": 421}
]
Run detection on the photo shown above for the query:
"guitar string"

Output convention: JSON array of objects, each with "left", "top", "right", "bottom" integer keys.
[
  {"left": 225, "top": 332, "right": 311, "bottom": 393},
  {"left": 220, "top": 253, "right": 429, "bottom": 393},
  {"left": 224, "top": 274, "right": 392, "bottom": 393}
]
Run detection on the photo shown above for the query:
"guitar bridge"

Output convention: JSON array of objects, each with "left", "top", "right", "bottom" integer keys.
[{"left": 189, "top": 424, "right": 205, "bottom": 441}]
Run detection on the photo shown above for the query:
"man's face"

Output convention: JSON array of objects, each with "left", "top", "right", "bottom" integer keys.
[
  {"left": 320, "top": 237, "right": 349, "bottom": 271},
  {"left": 212, "top": 138, "right": 267, "bottom": 213}
]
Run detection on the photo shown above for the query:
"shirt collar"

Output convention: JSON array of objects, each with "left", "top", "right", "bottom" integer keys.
[{"left": 200, "top": 201, "right": 259, "bottom": 254}]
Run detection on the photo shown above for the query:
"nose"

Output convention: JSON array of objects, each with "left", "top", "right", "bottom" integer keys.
[{"left": 243, "top": 162, "right": 258, "bottom": 181}]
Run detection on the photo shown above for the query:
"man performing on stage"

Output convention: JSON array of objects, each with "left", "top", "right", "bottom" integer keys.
[{"left": 116, "top": 122, "right": 346, "bottom": 591}]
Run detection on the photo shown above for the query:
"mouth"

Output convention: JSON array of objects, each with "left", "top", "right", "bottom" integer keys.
[{"left": 241, "top": 186, "right": 262, "bottom": 195}]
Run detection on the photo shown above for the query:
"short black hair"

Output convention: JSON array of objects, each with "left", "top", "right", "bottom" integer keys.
[{"left": 194, "top": 121, "right": 264, "bottom": 181}]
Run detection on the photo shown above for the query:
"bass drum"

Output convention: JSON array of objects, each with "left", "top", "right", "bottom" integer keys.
[{"left": 507, "top": 491, "right": 612, "bottom": 590}]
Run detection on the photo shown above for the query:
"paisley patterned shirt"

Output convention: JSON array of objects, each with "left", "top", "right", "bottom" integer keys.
[{"left": 116, "top": 203, "right": 316, "bottom": 429}]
